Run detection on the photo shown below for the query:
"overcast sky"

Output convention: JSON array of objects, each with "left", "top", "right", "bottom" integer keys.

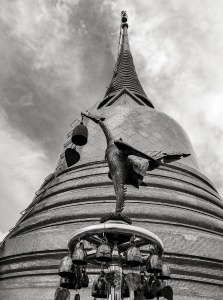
[{"left": 0, "top": 0, "right": 223, "bottom": 241}]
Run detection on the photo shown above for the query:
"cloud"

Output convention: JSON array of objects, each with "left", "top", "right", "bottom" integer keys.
[{"left": 0, "top": 106, "right": 52, "bottom": 231}]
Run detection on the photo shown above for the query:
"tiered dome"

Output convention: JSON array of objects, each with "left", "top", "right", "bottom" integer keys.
[{"left": 0, "top": 13, "right": 223, "bottom": 300}]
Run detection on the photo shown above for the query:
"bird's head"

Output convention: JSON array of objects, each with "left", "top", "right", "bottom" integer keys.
[{"left": 81, "top": 112, "right": 106, "bottom": 123}]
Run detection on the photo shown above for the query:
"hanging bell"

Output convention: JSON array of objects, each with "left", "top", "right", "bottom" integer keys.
[
  {"left": 96, "top": 237, "right": 112, "bottom": 262},
  {"left": 146, "top": 254, "right": 162, "bottom": 273},
  {"left": 74, "top": 294, "right": 80, "bottom": 300},
  {"left": 60, "top": 276, "right": 76, "bottom": 289},
  {"left": 58, "top": 255, "right": 76, "bottom": 278},
  {"left": 65, "top": 148, "right": 80, "bottom": 167},
  {"left": 92, "top": 271, "right": 108, "bottom": 298},
  {"left": 126, "top": 237, "right": 143, "bottom": 267},
  {"left": 157, "top": 263, "right": 171, "bottom": 280},
  {"left": 72, "top": 240, "right": 87, "bottom": 265},
  {"left": 81, "top": 267, "right": 89, "bottom": 288},
  {"left": 71, "top": 122, "right": 88, "bottom": 146},
  {"left": 161, "top": 285, "right": 173, "bottom": 300}
]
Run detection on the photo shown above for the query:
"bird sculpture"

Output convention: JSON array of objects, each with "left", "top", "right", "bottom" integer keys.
[{"left": 81, "top": 112, "right": 190, "bottom": 217}]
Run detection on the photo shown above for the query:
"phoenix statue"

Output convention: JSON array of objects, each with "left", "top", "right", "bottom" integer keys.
[{"left": 81, "top": 112, "right": 190, "bottom": 217}]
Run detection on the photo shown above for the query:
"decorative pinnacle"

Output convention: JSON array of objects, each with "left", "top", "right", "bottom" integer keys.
[
  {"left": 98, "top": 11, "right": 154, "bottom": 109},
  {"left": 121, "top": 11, "right": 128, "bottom": 28},
  {"left": 120, "top": 11, "right": 130, "bottom": 52}
]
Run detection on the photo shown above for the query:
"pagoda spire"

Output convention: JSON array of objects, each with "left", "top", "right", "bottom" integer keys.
[{"left": 98, "top": 11, "right": 154, "bottom": 109}]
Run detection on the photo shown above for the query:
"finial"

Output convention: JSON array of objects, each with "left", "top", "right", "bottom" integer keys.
[
  {"left": 121, "top": 11, "right": 128, "bottom": 28},
  {"left": 97, "top": 10, "right": 154, "bottom": 109}
]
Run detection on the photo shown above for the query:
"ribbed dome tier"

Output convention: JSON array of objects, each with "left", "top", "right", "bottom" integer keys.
[{"left": 105, "top": 51, "right": 148, "bottom": 99}]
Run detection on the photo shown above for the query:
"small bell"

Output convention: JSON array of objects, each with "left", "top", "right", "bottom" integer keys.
[
  {"left": 157, "top": 263, "right": 171, "bottom": 280},
  {"left": 74, "top": 294, "right": 80, "bottom": 300},
  {"left": 72, "top": 240, "right": 87, "bottom": 265},
  {"left": 71, "top": 122, "right": 88, "bottom": 146},
  {"left": 96, "top": 237, "right": 112, "bottom": 262},
  {"left": 81, "top": 267, "right": 89, "bottom": 288},
  {"left": 60, "top": 276, "right": 76, "bottom": 289},
  {"left": 146, "top": 246, "right": 162, "bottom": 273},
  {"left": 146, "top": 254, "right": 162, "bottom": 273},
  {"left": 161, "top": 285, "right": 173, "bottom": 300},
  {"left": 92, "top": 271, "right": 108, "bottom": 298},
  {"left": 58, "top": 255, "right": 76, "bottom": 278},
  {"left": 65, "top": 148, "right": 80, "bottom": 167},
  {"left": 126, "top": 236, "right": 143, "bottom": 267}
]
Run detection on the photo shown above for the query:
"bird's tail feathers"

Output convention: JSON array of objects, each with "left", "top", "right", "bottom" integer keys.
[{"left": 115, "top": 184, "right": 127, "bottom": 214}]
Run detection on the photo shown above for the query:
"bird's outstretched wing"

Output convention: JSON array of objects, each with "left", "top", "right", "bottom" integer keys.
[
  {"left": 114, "top": 140, "right": 156, "bottom": 161},
  {"left": 128, "top": 156, "right": 149, "bottom": 177}
]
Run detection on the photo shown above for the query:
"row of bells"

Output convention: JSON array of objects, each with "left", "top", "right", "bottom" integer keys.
[
  {"left": 60, "top": 240, "right": 170, "bottom": 279},
  {"left": 58, "top": 255, "right": 89, "bottom": 290},
  {"left": 95, "top": 241, "right": 170, "bottom": 279},
  {"left": 57, "top": 270, "right": 172, "bottom": 300},
  {"left": 91, "top": 271, "right": 172, "bottom": 300},
  {"left": 65, "top": 121, "right": 88, "bottom": 167}
]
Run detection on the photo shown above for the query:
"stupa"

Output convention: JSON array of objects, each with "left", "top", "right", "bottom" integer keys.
[{"left": 0, "top": 11, "right": 223, "bottom": 300}]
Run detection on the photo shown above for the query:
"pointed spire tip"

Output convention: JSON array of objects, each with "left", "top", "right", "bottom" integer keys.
[
  {"left": 97, "top": 11, "right": 154, "bottom": 109},
  {"left": 121, "top": 11, "right": 128, "bottom": 28}
]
